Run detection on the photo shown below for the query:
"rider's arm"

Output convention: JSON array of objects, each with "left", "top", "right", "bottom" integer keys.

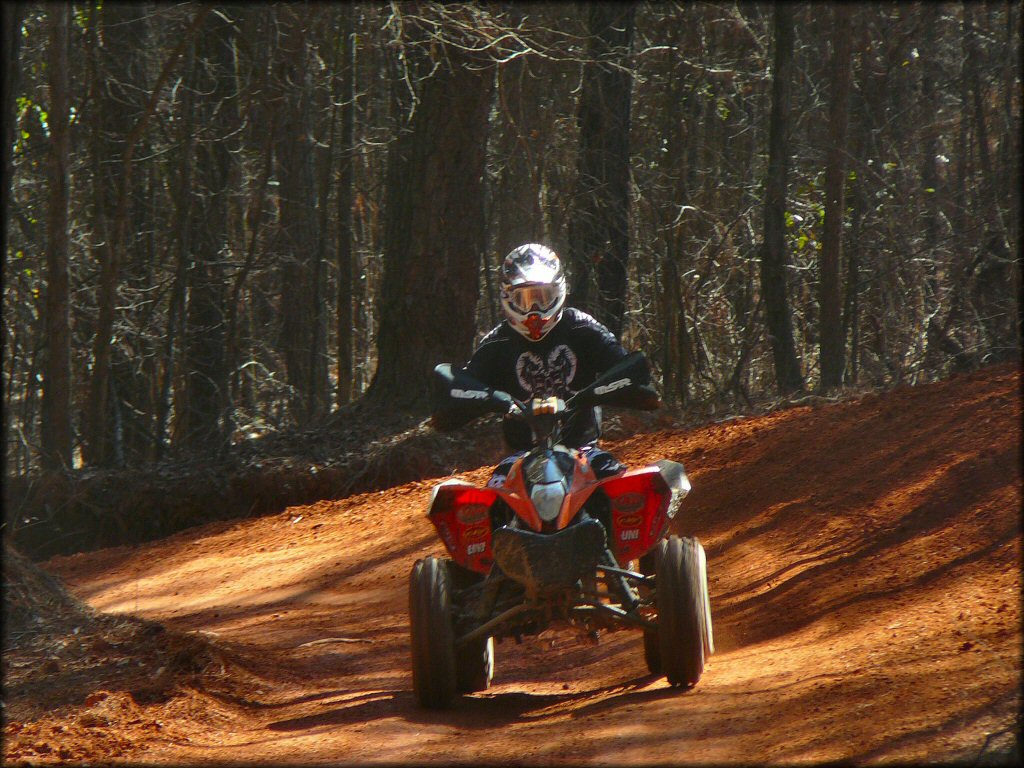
[
  {"left": 430, "top": 328, "right": 511, "bottom": 432},
  {"left": 462, "top": 325, "right": 507, "bottom": 387},
  {"left": 579, "top": 314, "right": 661, "bottom": 411}
]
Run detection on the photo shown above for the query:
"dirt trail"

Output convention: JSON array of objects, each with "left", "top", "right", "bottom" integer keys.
[{"left": 8, "top": 364, "right": 1022, "bottom": 764}]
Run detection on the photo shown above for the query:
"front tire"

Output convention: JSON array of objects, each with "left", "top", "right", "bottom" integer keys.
[
  {"left": 639, "top": 552, "right": 660, "bottom": 674},
  {"left": 456, "top": 636, "right": 494, "bottom": 693},
  {"left": 655, "top": 536, "right": 711, "bottom": 687},
  {"left": 447, "top": 561, "right": 494, "bottom": 693},
  {"left": 409, "top": 556, "right": 457, "bottom": 708}
]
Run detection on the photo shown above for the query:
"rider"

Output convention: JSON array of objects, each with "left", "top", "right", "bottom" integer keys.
[{"left": 431, "top": 243, "right": 659, "bottom": 492}]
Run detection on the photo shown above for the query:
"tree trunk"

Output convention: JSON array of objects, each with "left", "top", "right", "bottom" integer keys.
[
  {"left": 227, "top": 114, "right": 275, "bottom": 414},
  {"left": 82, "top": 2, "right": 144, "bottom": 467},
  {"left": 658, "top": 19, "right": 698, "bottom": 406},
  {"left": 3, "top": 0, "right": 25, "bottom": 473},
  {"left": 962, "top": 3, "right": 1016, "bottom": 360},
  {"left": 272, "top": 3, "right": 328, "bottom": 424},
  {"left": 843, "top": 118, "right": 867, "bottom": 386},
  {"left": 311, "top": 12, "right": 334, "bottom": 420},
  {"left": 818, "top": 4, "right": 853, "bottom": 390},
  {"left": 760, "top": 3, "right": 804, "bottom": 394},
  {"left": 336, "top": 5, "right": 356, "bottom": 407},
  {"left": 155, "top": 30, "right": 200, "bottom": 460},
  {"left": 1003, "top": 2, "right": 1019, "bottom": 354},
  {"left": 2, "top": 1, "right": 24, "bottom": 258},
  {"left": 493, "top": 4, "right": 546, "bottom": 257},
  {"left": 175, "top": 11, "right": 235, "bottom": 451},
  {"left": 41, "top": 3, "right": 73, "bottom": 470},
  {"left": 569, "top": 1, "right": 636, "bottom": 336},
  {"left": 918, "top": 3, "right": 941, "bottom": 301},
  {"left": 366, "top": 42, "right": 495, "bottom": 411}
]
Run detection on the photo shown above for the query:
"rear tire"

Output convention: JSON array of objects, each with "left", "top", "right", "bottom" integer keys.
[
  {"left": 409, "top": 556, "right": 457, "bottom": 708},
  {"left": 655, "top": 536, "right": 710, "bottom": 687}
]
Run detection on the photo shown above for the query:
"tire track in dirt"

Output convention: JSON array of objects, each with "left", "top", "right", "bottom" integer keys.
[{"left": 31, "top": 364, "right": 1022, "bottom": 764}]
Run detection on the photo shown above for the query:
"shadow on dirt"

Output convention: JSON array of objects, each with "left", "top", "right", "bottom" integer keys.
[
  {"left": 710, "top": 444, "right": 1019, "bottom": 648},
  {"left": 264, "top": 674, "right": 680, "bottom": 732},
  {"left": 846, "top": 687, "right": 1021, "bottom": 764},
  {"left": 266, "top": 690, "right": 406, "bottom": 731},
  {"left": 672, "top": 367, "right": 1021, "bottom": 653}
]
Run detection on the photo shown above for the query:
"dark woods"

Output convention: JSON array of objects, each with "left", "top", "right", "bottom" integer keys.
[{"left": 4, "top": 2, "right": 1021, "bottom": 476}]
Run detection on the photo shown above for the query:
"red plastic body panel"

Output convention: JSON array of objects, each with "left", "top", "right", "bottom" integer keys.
[
  {"left": 427, "top": 481, "right": 499, "bottom": 574},
  {"left": 429, "top": 460, "right": 676, "bottom": 574},
  {"left": 595, "top": 467, "right": 673, "bottom": 563}
]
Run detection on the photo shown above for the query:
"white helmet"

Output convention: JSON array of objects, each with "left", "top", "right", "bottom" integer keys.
[{"left": 499, "top": 244, "right": 567, "bottom": 341}]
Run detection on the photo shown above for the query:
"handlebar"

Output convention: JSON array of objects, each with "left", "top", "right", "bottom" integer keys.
[{"left": 431, "top": 351, "right": 660, "bottom": 438}]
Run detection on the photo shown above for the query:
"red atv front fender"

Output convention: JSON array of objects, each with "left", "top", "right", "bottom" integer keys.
[
  {"left": 427, "top": 480, "right": 498, "bottom": 574},
  {"left": 596, "top": 460, "right": 691, "bottom": 563}
]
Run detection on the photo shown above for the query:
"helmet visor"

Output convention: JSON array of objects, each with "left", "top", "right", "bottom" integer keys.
[{"left": 508, "top": 283, "right": 561, "bottom": 314}]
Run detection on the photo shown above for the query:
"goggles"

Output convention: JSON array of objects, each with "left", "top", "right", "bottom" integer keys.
[{"left": 507, "top": 283, "right": 561, "bottom": 314}]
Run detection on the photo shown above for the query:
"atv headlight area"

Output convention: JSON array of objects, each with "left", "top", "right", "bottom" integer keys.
[
  {"left": 523, "top": 450, "right": 573, "bottom": 523},
  {"left": 530, "top": 481, "right": 567, "bottom": 523}
]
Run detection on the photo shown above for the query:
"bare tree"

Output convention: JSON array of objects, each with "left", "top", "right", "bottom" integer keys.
[
  {"left": 818, "top": 4, "right": 854, "bottom": 390},
  {"left": 760, "top": 3, "right": 804, "bottom": 394},
  {"left": 174, "top": 10, "right": 237, "bottom": 450},
  {"left": 1, "top": 0, "right": 25, "bottom": 471},
  {"left": 272, "top": 3, "right": 329, "bottom": 423},
  {"left": 41, "top": 3, "right": 73, "bottom": 469},
  {"left": 336, "top": 5, "right": 357, "bottom": 406},
  {"left": 367, "top": 9, "right": 496, "bottom": 409},
  {"left": 569, "top": 1, "right": 636, "bottom": 335},
  {"left": 961, "top": 2, "right": 1017, "bottom": 361},
  {"left": 83, "top": 6, "right": 210, "bottom": 465},
  {"left": 492, "top": 5, "right": 546, "bottom": 257},
  {"left": 2, "top": 1, "right": 24, "bottom": 250}
]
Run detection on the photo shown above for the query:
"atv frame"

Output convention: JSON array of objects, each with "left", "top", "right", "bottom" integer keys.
[{"left": 410, "top": 353, "right": 714, "bottom": 708}]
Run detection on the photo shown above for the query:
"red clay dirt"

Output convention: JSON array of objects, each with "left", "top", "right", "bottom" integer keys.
[{"left": 5, "top": 364, "right": 1021, "bottom": 764}]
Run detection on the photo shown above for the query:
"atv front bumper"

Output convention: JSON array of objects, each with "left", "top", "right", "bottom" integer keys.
[{"left": 491, "top": 519, "right": 607, "bottom": 591}]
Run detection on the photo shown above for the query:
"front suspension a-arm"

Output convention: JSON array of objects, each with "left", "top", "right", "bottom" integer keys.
[{"left": 600, "top": 548, "right": 640, "bottom": 612}]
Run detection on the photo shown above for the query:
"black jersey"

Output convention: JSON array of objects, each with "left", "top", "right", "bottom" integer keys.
[{"left": 439, "top": 308, "right": 628, "bottom": 449}]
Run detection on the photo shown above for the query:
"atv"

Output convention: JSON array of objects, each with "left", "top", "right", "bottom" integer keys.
[{"left": 409, "top": 352, "right": 713, "bottom": 708}]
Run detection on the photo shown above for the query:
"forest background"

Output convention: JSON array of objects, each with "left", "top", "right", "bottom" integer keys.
[{"left": 2, "top": 3, "right": 1020, "bottom": 519}]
